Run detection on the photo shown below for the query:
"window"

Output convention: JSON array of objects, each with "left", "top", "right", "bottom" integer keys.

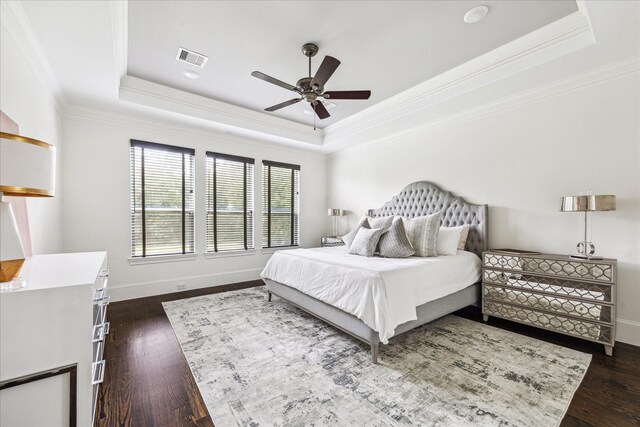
[
  {"left": 130, "top": 140, "right": 195, "bottom": 257},
  {"left": 262, "top": 160, "right": 300, "bottom": 248},
  {"left": 206, "top": 152, "right": 254, "bottom": 252}
]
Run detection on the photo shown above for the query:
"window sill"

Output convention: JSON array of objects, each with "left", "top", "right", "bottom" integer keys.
[
  {"left": 261, "top": 246, "right": 300, "bottom": 255},
  {"left": 205, "top": 249, "right": 256, "bottom": 259},
  {"left": 128, "top": 253, "right": 198, "bottom": 265}
]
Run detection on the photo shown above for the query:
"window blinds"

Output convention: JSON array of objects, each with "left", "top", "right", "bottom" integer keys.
[
  {"left": 262, "top": 160, "right": 300, "bottom": 248},
  {"left": 130, "top": 140, "right": 195, "bottom": 257},
  {"left": 206, "top": 152, "right": 255, "bottom": 252}
]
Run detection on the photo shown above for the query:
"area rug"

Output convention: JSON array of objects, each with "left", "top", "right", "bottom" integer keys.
[{"left": 163, "top": 287, "right": 591, "bottom": 426}]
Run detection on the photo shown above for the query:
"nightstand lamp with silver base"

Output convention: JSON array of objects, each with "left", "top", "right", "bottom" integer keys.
[{"left": 560, "top": 194, "right": 615, "bottom": 260}]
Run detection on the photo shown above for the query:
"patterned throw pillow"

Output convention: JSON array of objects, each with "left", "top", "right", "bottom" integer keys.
[
  {"left": 403, "top": 211, "right": 442, "bottom": 257},
  {"left": 347, "top": 227, "right": 385, "bottom": 257},
  {"left": 367, "top": 215, "right": 394, "bottom": 233},
  {"left": 342, "top": 216, "right": 370, "bottom": 248},
  {"left": 378, "top": 217, "right": 415, "bottom": 258}
]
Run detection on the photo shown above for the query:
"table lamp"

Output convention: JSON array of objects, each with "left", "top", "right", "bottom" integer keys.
[
  {"left": 1, "top": 132, "right": 56, "bottom": 283},
  {"left": 327, "top": 208, "right": 344, "bottom": 237},
  {"left": 560, "top": 193, "right": 615, "bottom": 259}
]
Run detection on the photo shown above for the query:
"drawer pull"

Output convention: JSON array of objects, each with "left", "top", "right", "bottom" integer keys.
[
  {"left": 92, "top": 360, "right": 106, "bottom": 385},
  {"left": 96, "top": 296, "right": 111, "bottom": 307},
  {"left": 93, "top": 288, "right": 106, "bottom": 302},
  {"left": 99, "top": 269, "right": 110, "bottom": 278},
  {"left": 92, "top": 322, "right": 111, "bottom": 342},
  {"left": 498, "top": 273, "right": 508, "bottom": 282}
]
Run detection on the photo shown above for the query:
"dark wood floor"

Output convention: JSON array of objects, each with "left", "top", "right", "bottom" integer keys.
[{"left": 95, "top": 281, "right": 640, "bottom": 427}]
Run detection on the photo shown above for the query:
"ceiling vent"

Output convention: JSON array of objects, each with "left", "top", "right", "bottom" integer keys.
[{"left": 176, "top": 47, "right": 208, "bottom": 68}]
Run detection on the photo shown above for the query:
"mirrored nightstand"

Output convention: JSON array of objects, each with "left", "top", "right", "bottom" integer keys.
[{"left": 321, "top": 236, "right": 344, "bottom": 247}]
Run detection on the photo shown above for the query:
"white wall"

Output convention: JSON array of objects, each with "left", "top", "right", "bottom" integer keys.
[
  {"left": 0, "top": 22, "right": 63, "bottom": 254},
  {"left": 327, "top": 75, "right": 640, "bottom": 345},
  {"left": 61, "top": 109, "right": 327, "bottom": 301}
]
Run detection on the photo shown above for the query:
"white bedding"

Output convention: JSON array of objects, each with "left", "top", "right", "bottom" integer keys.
[{"left": 260, "top": 247, "right": 481, "bottom": 343}]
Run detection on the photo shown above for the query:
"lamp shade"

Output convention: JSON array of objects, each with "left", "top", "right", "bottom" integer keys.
[
  {"left": 327, "top": 208, "right": 344, "bottom": 217},
  {"left": 560, "top": 195, "right": 616, "bottom": 212},
  {"left": 0, "top": 132, "right": 55, "bottom": 197}
]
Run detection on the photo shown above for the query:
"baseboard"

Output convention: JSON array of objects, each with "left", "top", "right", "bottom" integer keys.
[
  {"left": 616, "top": 318, "right": 640, "bottom": 347},
  {"left": 108, "top": 268, "right": 263, "bottom": 302}
]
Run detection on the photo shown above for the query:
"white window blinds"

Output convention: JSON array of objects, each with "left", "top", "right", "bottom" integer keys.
[
  {"left": 206, "top": 152, "right": 255, "bottom": 252},
  {"left": 262, "top": 160, "right": 300, "bottom": 248},
  {"left": 130, "top": 140, "right": 195, "bottom": 257}
]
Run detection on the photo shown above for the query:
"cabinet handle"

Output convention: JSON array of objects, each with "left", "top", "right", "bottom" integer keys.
[
  {"left": 99, "top": 269, "right": 110, "bottom": 278},
  {"left": 93, "top": 288, "right": 106, "bottom": 302},
  {"left": 92, "top": 360, "right": 106, "bottom": 385},
  {"left": 96, "top": 295, "right": 111, "bottom": 307},
  {"left": 92, "top": 322, "right": 111, "bottom": 342},
  {"left": 498, "top": 273, "right": 508, "bottom": 282}
]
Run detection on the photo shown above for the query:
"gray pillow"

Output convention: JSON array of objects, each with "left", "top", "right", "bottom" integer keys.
[
  {"left": 403, "top": 211, "right": 442, "bottom": 257},
  {"left": 378, "top": 217, "right": 415, "bottom": 258},
  {"left": 348, "top": 227, "right": 385, "bottom": 257},
  {"left": 342, "top": 216, "right": 370, "bottom": 248},
  {"left": 367, "top": 215, "right": 393, "bottom": 233}
]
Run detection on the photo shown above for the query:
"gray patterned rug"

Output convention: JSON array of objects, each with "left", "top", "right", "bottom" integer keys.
[{"left": 163, "top": 287, "right": 591, "bottom": 426}]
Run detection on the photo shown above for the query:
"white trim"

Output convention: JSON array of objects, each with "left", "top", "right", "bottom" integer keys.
[
  {"left": 204, "top": 249, "right": 257, "bottom": 259},
  {"left": 108, "top": 267, "right": 262, "bottom": 301},
  {"left": 119, "top": 75, "right": 324, "bottom": 147},
  {"left": 0, "top": 1, "right": 66, "bottom": 111},
  {"left": 261, "top": 246, "right": 300, "bottom": 255},
  {"left": 616, "top": 318, "right": 640, "bottom": 347},
  {"left": 323, "top": 10, "right": 593, "bottom": 146},
  {"left": 327, "top": 56, "right": 640, "bottom": 158},
  {"left": 128, "top": 253, "right": 198, "bottom": 265}
]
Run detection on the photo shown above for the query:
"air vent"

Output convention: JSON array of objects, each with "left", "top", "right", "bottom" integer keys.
[{"left": 176, "top": 47, "right": 208, "bottom": 68}]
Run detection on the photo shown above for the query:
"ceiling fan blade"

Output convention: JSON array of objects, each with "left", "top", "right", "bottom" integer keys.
[
  {"left": 323, "top": 90, "right": 371, "bottom": 100},
  {"left": 251, "top": 71, "right": 299, "bottom": 92},
  {"left": 265, "top": 98, "right": 302, "bottom": 112},
  {"left": 311, "top": 56, "right": 341, "bottom": 88},
  {"left": 312, "top": 101, "right": 330, "bottom": 120}
]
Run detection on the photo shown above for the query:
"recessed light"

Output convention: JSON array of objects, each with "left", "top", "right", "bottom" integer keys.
[
  {"left": 463, "top": 5, "right": 489, "bottom": 24},
  {"left": 183, "top": 70, "right": 200, "bottom": 79}
]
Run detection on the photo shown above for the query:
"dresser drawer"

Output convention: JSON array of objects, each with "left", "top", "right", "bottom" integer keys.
[
  {"left": 483, "top": 284, "right": 613, "bottom": 323},
  {"left": 484, "top": 253, "right": 523, "bottom": 270},
  {"left": 483, "top": 300, "right": 613, "bottom": 344},
  {"left": 483, "top": 270, "right": 614, "bottom": 303}
]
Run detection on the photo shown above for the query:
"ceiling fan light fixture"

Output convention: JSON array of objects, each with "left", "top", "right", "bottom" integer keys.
[{"left": 463, "top": 5, "right": 489, "bottom": 24}]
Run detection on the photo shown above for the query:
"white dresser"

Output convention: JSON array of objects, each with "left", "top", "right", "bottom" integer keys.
[{"left": 0, "top": 252, "right": 108, "bottom": 427}]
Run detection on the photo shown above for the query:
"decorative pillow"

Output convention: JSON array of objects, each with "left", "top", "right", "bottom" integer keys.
[
  {"left": 403, "top": 211, "right": 442, "bottom": 257},
  {"left": 342, "top": 216, "right": 370, "bottom": 248},
  {"left": 348, "top": 227, "right": 385, "bottom": 257},
  {"left": 378, "top": 217, "right": 415, "bottom": 258},
  {"left": 436, "top": 225, "right": 466, "bottom": 256},
  {"left": 458, "top": 224, "right": 470, "bottom": 250},
  {"left": 366, "top": 215, "right": 394, "bottom": 233}
]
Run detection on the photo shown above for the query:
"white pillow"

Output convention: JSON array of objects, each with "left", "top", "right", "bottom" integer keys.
[
  {"left": 436, "top": 225, "right": 467, "bottom": 256},
  {"left": 458, "top": 224, "right": 470, "bottom": 250}
]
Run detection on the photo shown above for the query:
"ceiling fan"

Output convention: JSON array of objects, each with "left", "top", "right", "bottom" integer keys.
[{"left": 251, "top": 43, "right": 371, "bottom": 126}]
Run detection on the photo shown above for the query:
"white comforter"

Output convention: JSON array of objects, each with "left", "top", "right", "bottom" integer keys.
[{"left": 260, "top": 247, "right": 481, "bottom": 343}]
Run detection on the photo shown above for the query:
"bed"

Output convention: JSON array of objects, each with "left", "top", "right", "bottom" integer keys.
[{"left": 261, "top": 181, "right": 488, "bottom": 363}]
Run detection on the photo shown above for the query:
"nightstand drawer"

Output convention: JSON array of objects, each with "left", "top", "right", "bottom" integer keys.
[
  {"left": 321, "top": 236, "right": 344, "bottom": 247},
  {"left": 483, "top": 300, "right": 613, "bottom": 344},
  {"left": 484, "top": 253, "right": 523, "bottom": 270},
  {"left": 483, "top": 270, "right": 614, "bottom": 303},
  {"left": 483, "top": 284, "right": 613, "bottom": 323}
]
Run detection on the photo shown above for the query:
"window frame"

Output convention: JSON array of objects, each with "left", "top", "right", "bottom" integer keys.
[
  {"left": 206, "top": 151, "right": 255, "bottom": 253},
  {"left": 262, "top": 160, "right": 301, "bottom": 249},
  {"left": 130, "top": 139, "right": 196, "bottom": 259}
]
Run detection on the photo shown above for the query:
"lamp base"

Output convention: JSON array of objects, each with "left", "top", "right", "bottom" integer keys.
[{"left": 0, "top": 258, "right": 25, "bottom": 282}]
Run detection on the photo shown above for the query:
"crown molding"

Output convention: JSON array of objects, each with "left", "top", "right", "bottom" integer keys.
[
  {"left": 324, "top": 10, "right": 594, "bottom": 146},
  {"left": 119, "top": 75, "right": 324, "bottom": 147},
  {"left": 328, "top": 56, "right": 639, "bottom": 158},
  {"left": 0, "top": 0, "right": 66, "bottom": 111},
  {"left": 63, "top": 103, "right": 327, "bottom": 159}
]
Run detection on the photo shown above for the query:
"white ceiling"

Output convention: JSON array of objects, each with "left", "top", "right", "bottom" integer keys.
[
  {"left": 127, "top": 1, "right": 578, "bottom": 128},
  {"left": 5, "top": 1, "right": 639, "bottom": 152}
]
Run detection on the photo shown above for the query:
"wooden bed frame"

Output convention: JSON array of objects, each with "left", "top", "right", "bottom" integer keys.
[{"left": 264, "top": 181, "right": 488, "bottom": 363}]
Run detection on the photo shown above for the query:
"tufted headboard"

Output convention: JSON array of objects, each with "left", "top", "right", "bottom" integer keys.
[{"left": 367, "top": 181, "right": 488, "bottom": 258}]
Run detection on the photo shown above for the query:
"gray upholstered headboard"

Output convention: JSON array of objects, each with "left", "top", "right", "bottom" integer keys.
[{"left": 367, "top": 181, "right": 488, "bottom": 258}]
